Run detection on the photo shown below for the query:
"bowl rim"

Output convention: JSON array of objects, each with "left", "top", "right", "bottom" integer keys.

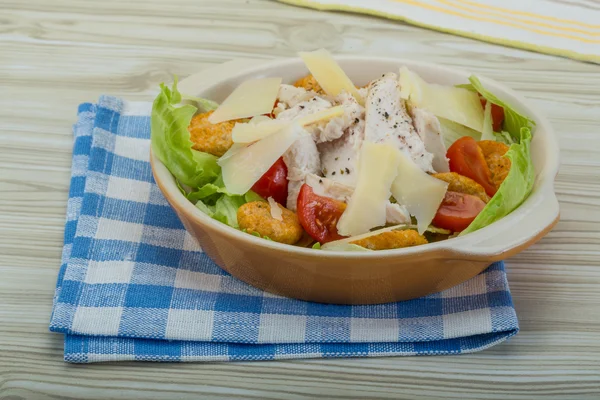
[{"left": 151, "top": 55, "right": 560, "bottom": 261}]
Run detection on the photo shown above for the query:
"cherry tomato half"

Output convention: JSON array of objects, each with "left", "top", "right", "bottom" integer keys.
[
  {"left": 447, "top": 136, "right": 497, "bottom": 197},
  {"left": 432, "top": 191, "right": 486, "bottom": 232},
  {"left": 479, "top": 97, "right": 505, "bottom": 132},
  {"left": 296, "top": 183, "right": 347, "bottom": 244},
  {"left": 251, "top": 157, "right": 288, "bottom": 205}
]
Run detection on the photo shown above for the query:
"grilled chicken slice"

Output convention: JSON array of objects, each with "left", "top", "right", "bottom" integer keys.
[
  {"left": 283, "top": 135, "right": 321, "bottom": 211},
  {"left": 364, "top": 73, "right": 434, "bottom": 172},
  {"left": 317, "top": 118, "right": 365, "bottom": 187},
  {"left": 310, "top": 91, "right": 364, "bottom": 143},
  {"left": 409, "top": 106, "right": 449, "bottom": 173}
]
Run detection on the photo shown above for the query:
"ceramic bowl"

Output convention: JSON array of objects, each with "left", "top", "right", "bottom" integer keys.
[{"left": 150, "top": 56, "right": 560, "bottom": 305}]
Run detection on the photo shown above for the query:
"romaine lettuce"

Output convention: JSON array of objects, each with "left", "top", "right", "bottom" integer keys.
[
  {"left": 438, "top": 117, "right": 481, "bottom": 149},
  {"left": 465, "top": 76, "right": 535, "bottom": 143},
  {"left": 151, "top": 78, "right": 220, "bottom": 188},
  {"left": 152, "top": 79, "right": 261, "bottom": 229},
  {"left": 460, "top": 127, "right": 535, "bottom": 235},
  {"left": 213, "top": 195, "right": 247, "bottom": 228}
]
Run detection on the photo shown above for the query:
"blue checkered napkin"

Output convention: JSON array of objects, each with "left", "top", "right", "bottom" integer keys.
[{"left": 50, "top": 96, "right": 519, "bottom": 363}]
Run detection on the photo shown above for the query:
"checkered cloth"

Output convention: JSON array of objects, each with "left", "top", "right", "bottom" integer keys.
[{"left": 50, "top": 96, "right": 519, "bottom": 363}]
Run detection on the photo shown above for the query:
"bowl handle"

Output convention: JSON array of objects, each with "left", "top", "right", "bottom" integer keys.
[{"left": 447, "top": 191, "right": 560, "bottom": 262}]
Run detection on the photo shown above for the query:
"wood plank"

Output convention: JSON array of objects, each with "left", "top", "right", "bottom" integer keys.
[{"left": 1, "top": 0, "right": 599, "bottom": 398}]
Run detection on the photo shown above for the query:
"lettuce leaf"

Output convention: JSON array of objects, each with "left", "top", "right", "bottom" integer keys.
[
  {"left": 244, "top": 190, "right": 265, "bottom": 203},
  {"left": 460, "top": 127, "right": 535, "bottom": 235},
  {"left": 495, "top": 131, "right": 515, "bottom": 145},
  {"left": 242, "top": 229, "right": 273, "bottom": 241},
  {"left": 439, "top": 117, "right": 481, "bottom": 149},
  {"left": 181, "top": 94, "right": 220, "bottom": 113},
  {"left": 195, "top": 199, "right": 216, "bottom": 217},
  {"left": 466, "top": 76, "right": 535, "bottom": 143},
  {"left": 213, "top": 195, "right": 246, "bottom": 228},
  {"left": 151, "top": 78, "right": 220, "bottom": 188}
]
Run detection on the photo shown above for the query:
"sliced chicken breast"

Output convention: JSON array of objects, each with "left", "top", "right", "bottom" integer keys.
[
  {"left": 317, "top": 118, "right": 365, "bottom": 187},
  {"left": 277, "top": 84, "right": 318, "bottom": 108},
  {"left": 310, "top": 91, "right": 364, "bottom": 143},
  {"left": 364, "top": 73, "right": 434, "bottom": 172},
  {"left": 410, "top": 106, "right": 449, "bottom": 173},
  {"left": 283, "top": 135, "right": 321, "bottom": 211},
  {"left": 276, "top": 96, "right": 333, "bottom": 123}
]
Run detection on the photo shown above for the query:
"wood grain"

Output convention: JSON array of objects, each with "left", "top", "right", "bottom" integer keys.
[{"left": 1, "top": 0, "right": 599, "bottom": 398}]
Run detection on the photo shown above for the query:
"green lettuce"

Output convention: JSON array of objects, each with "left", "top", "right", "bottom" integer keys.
[
  {"left": 242, "top": 229, "right": 273, "bottom": 241},
  {"left": 495, "top": 131, "right": 515, "bottom": 145},
  {"left": 195, "top": 199, "right": 216, "bottom": 217},
  {"left": 152, "top": 79, "right": 262, "bottom": 229},
  {"left": 181, "top": 94, "right": 220, "bottom": 113},
  {"left": 439, "top": 117, "right": 481, "bottom": 149},
  {"left": 151, "top": 78, "right": 220, "bottom": 188},
  {"left": 213, "top": 195, "right": 246, "bottom": 228},
  {"left": 464, "top": 76, "right": 535, "bottom": 143},
  {"left": 189, "top": 180, "right": 263, "bottom": 228},
  {"left": 460, "top": 127, "right": 535, "bottom": 235}
]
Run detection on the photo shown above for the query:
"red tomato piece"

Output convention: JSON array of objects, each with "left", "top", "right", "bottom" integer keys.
[
  {"left": 251, "top": 157, "right": 288, "bottom": 205},
  {"left": 432, "top": 191, "right": 486, "bottom": 232},
  {"left": 479, "top": 96, "right": 505, "bottom": 132},
  {"left": 296, "top": 183, "right": 347, "bottom": 244},
  {"left": 447, "top": 136, "right": 497, "bottom": 197}
]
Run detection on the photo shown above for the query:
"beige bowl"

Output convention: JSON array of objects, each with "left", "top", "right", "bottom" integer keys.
[{"left": 150, "top": 56, "right": 560, "bottom": 305}]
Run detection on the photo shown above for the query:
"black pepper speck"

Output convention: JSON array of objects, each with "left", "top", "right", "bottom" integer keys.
[
  {"left": 345, "top": 167, "right": 350, "bottom": 174},
  {"left": 332, "top": 171, "right": 336, "bottom": 175}
]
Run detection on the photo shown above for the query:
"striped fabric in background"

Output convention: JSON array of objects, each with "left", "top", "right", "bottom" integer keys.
[{"left": 277, "top": 0, "right": 600, "bottom": 63}]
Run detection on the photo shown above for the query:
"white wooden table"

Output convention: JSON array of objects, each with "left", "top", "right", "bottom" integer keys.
[{"left": 1, "top": 1, "right": 599, "bottom": 398}]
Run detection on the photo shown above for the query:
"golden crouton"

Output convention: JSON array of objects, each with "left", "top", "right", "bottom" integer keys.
[
  {"left": 293, "top": 74, "right": 324, "bottom": 94},
  {"left": 188, "top": 111, "right": 236, "bottom": 157},
  {"left": 433, "top": 172, "right": 490, "bottom": 203},
  {"left": 351, "top": 230, "right": 428, "bottom": 251},
  {"left": 478, "top": 141, "right": 511, "bottom": 190},
  {"left": 237, "top": 201, "right": 303, "bottom": 245}
]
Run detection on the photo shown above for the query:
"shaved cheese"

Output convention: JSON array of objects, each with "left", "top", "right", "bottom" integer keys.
[
  {"left": 232, "top": 119, "right": 287, "bottom": 143},
  {"left": 299, "top": 49, "right": 364, "bottom": 105},
  {"left": 296, "top": 105, "right": 345, "bottom": 126},
  {"left": 336, "top": 142, "right": 401, "bottom": 237},
  {"left": 232, "top": 106, "right": 345, "bottom": 143},
  {"left": 219, "top": 124, "right": 305, "bottom": 195},
  {"left": 219, "top": 142, "right": 248, "bottom": 163},
  {"left": 390, "top": 150, "right": 448, "bottom": 234},
  {"left": 268, "top": 197, "right": 283, "bottom": 221},
  {"left": 248, "top": 115, "right": 272, "bottom": 124},
  {"left": 399, "top": 67, "right": 484, "bottom": 132},
  {"left": 322, "top": 224, "right": 409, "bottom": 249},
  {"left": 208, "top": 77, "right": 282, "bottom": 123}
]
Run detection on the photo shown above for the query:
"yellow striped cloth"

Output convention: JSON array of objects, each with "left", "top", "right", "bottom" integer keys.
[{"left": 277, "top": 0, "right": 599, "bottom": 63}]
